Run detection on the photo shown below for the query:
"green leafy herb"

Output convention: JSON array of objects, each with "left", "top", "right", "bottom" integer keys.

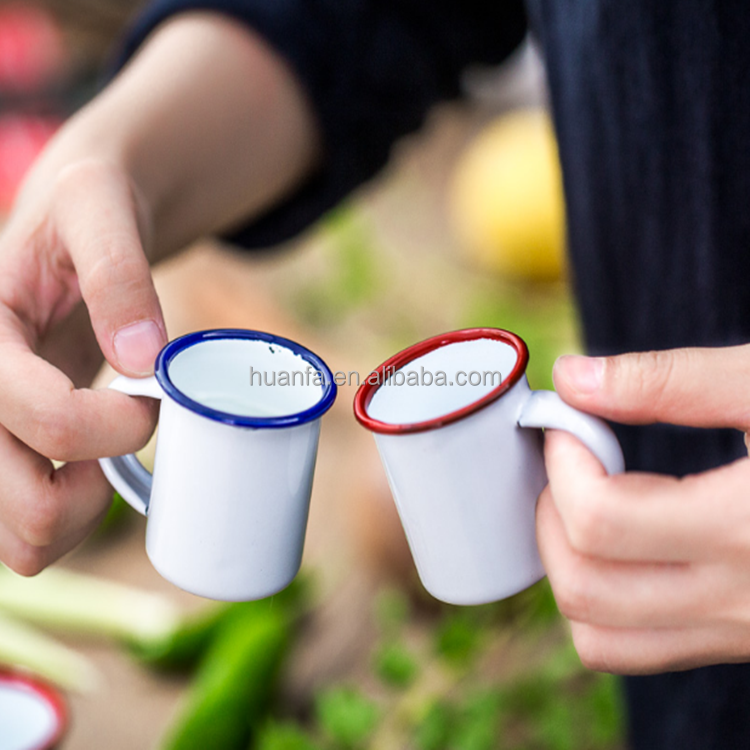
[
  {"left": 255, "top": 721, "right": 324, "bottom": 750},
  {"left": 414, "top": 700, "right": 454, "bottom": 750},
  {"left": 451, "top": 690, "right": 503, "bottom": 750},
  {"left": 373, "top": 641, "right": 419, "bottom": 688},
  {"left": 434, "top": 611, "right": 483, "bottom": 667},
  {"left": 315, "top": 686, "right": 380, "bottom": 749}
]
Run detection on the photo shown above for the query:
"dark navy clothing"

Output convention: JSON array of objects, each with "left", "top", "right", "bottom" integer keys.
[
  {"left": 114, "top": 0, "right": 527, "bottom": 247},
  {"left": 117, "top": 2, "right": 750, "bottom": 747},
  {"left": 527, "top": 0, "right": 750, "bottom": 482}
]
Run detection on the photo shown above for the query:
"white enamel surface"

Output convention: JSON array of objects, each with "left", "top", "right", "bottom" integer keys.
[
  {"left": 367, "top": 338, "right": 518, "bottom": 424},
  {"left": 518, "top": 390, "right": 625, "bottom": 474},
  {"left": 373, "top": 377, "right": 546, "bottom": 605},
  {"left": 145, "top": 398, "right": 320, "bottom": 600},
  {"left": 0, "top": 684, "right": 58, "bottom": 750},
  {"left": 98, "top": 338, "right": 329, "bottom": 601},
  {"left": 169, "top": 339, "right": 323, "bottom": 417},
  {"left": 99, "top": 376, "right": 161, "bottom": 516},
  {"left": 369, "top": 370, "right": 625, "bottom": 605}
]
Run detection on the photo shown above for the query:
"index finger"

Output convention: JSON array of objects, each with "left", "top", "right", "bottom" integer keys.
[
  {"left": 50, "top": 161, "right": 166, "bottom": 375},
  {"left": 0, "top": 308, "right": 157, "bottom": 461}
]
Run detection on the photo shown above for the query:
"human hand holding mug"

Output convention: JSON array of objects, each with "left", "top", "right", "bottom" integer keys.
[
  {"left": 99, "top": 329, "right": 336, "bottom": 601},
  {"left": 354, "top": 328, "right": 624, "bottom": 606},
  {"left": 537, "top": 346, "right": 750, "bottom": 674}
]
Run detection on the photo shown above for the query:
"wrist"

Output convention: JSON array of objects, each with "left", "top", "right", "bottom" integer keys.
[{"left": 16, "top": 12, "right": 320, "bottom": 262}]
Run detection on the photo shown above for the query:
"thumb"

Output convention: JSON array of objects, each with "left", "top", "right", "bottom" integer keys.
[
  {"left": 552, "top": 346, "right": 750, "bottom": 429},
  {"left": 53, "top": 161, "right": 167, "bottom": 376}
]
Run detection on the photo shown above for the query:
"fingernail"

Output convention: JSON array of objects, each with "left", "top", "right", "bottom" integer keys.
[
  {"left": 113, "top": 320, "right": 164, "bottom": 375},
  {"left": 555, "top": 355, "right": 604, "bottom": 394}
]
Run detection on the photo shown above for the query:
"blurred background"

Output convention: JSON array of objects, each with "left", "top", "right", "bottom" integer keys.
[{"left": 0, "top": 2, "right": 627, "bottom": 749}]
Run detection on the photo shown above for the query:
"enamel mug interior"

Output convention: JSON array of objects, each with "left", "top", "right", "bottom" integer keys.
[
  {"left": 0, "top": 671, "right": 67, "bottom": 750},
  {"left": 366, "top": 337, "right": 522, "bottom": 428},
  {"left": 355, "top": 328, "right": 529, "bottom": 433},
  {"left": 158, "top": 334, "right": 332, "bottom": 425}
]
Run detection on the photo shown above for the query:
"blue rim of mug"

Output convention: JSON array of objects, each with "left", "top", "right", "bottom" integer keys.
[{"left": 155, "top": 329, "right": 337, "bottom": 428}]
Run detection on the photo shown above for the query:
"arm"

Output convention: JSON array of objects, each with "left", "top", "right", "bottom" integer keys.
[
  {"left": 0, "top": 0, "right": 526, "bottom": 574},
  {"left": 0, "top": 12, "right": 320, "bottom": 574},
  {"left": 537, "top": 348, "right": 750, "bottom": 673},
  {"left": 16, "top": 12, "right": 321, "bottom": 260}
]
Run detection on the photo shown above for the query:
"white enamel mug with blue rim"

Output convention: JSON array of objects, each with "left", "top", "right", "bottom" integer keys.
[
  {"left": 354, "top": 328, "right": 624, "bottom": 606},
  {"left": 99, "top": 329, "right": 337, "bottom": 601}
]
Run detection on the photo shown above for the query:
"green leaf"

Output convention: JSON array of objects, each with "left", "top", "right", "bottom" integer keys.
[
  {"left": 532, "top": 697, "right": 576, "bottom": 750},
  {"left": 373, "top": 641, "right": 419, "bottom": 688},
  {"left": 255, "top": 721, "right": 324, "bottom": 750},
  {"left": 451, "top": 691, "right": 503, "bottom": 750},
  {"left": 414, "top": 700, "right": 454, "bottom": 750},
  {"left": 584, "top": 675, "right": 625, "bottom": 747},
  {"left": 501, "top": 678, "right": 553, "bottom": 719},
  {"left": 434, "top": 611, "right": 482, "bottom": 667},
  {"left": 315, "top": 686, "right": 380, "bottom": 749},
  {"left": 519, "top": 579, "right": 562, "bottom": 629}
]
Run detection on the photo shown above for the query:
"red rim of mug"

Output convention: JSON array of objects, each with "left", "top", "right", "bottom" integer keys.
[
  {"left": 353, "top": 328, "right": 529, "bottom": 435},
  {"left": 0, "top": 669, "right": 68, "bottom": 750}
]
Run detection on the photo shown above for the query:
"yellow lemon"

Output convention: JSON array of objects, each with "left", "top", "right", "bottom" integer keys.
[{"left": 449, "top": 109, "right": 566, "bottom": 281}]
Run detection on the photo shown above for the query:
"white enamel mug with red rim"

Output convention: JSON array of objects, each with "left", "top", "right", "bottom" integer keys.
[
  {"left": 354, "top": 328, "right": 624, "bottom": 606},
  {"left": 98, "top": 329, "right": 337, "bottom": 601},
  {"left": 0, "top": 670, "right": 67, "bottom": 750}
]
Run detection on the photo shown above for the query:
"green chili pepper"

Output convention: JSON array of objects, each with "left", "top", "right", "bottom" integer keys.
[
  {"left": 159, "top": 604, "right": 291, "bottom": 750},
  {"left": 134, "top": 578, "right": 306, "bottom": 672}
]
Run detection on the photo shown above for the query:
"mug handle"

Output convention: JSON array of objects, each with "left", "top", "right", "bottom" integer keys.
[
  {"left": 97, "top": 375, "right": 163, "bottom": 516},
  {"left": 517, "top": 390, "right": 625, "bottom": 475}
]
